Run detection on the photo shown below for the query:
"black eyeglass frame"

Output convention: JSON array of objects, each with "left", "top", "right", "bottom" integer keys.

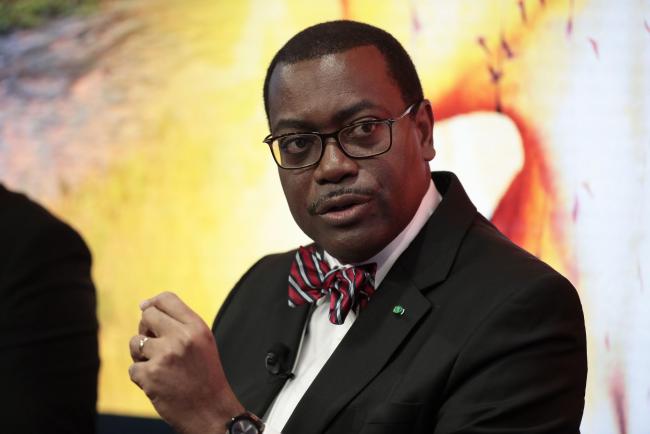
[{"left": 263, "top": 100, "right": 422, "bottom": 170}]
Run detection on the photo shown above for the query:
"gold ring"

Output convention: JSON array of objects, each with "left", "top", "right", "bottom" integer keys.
[{"left": 138, "top": 336, "right": 149, "bottom": 356}]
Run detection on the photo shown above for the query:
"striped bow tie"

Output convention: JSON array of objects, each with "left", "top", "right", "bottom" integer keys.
[{"left": 288, "top": 245, "right": 377, "bottom": 325}]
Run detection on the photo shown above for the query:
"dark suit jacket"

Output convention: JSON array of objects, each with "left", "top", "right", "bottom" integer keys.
[
  {"left": 213, "top": 172, "right": 587, "bottom": 434},
  {"left": 0, "top": 185, "right": 99, "bottom": 434}
]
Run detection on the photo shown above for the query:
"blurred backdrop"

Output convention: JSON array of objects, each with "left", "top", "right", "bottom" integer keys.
[{"left": 0, "top": 0, "right": 648, "bottom": 432}]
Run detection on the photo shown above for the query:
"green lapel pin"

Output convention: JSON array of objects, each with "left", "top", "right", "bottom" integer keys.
[{"left": 392, "top": 305, "right": 405, "bottom": 316}]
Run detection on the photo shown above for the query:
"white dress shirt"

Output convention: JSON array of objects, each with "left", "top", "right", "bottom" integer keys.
[{"left": 263, "top": 180, "right": 442, "bottom": 433}]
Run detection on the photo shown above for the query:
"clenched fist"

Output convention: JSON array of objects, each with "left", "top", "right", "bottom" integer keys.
[{"left": 129, "top": 292, "right": 244, "bottom": 434}]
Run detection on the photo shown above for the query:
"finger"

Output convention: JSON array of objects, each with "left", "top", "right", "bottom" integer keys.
[
  {"left": 128, "top": 335, "right": 145, "bottom": 362},
  {"left": 140, "top": 305, "right": 182, "bottom": 337},
  {"left": 138, "top": 309, "right": 163, "bottom": 337},
  {"left": 138, "top": 319, "right": 152, "bottom": 337},
  {"left": 129, "top": 334, "right": 158, "bottom": 362},
  {"left": 140, "top": 291, "right": 201, "bottom": 325},
  {"left": 128, "top": 362, "right": 145, "bottom": 389}
]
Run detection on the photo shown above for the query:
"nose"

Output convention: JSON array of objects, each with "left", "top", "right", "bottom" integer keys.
[{"left": 313, "top": 138, "right": 359, "bottom": 184}]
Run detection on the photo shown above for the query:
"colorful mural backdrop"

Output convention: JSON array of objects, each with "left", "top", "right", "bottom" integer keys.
[{"left": 0, "top": 0, "right": 648, "bottom": 432}]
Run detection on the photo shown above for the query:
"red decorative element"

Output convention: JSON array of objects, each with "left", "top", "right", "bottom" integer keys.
[
  {"left": 588, "top": 37, "right": 600, "bottom": 58},
  {"left": 518, "top": 0, "right": 528, "bottom": 23},
  {"left": 566, "top": 0, "right": 575, "bottom": 36},
  {"left": 609, "top": 367, "right": 628, "bottom": 434},
  {"left": 411, "top": 8, "right": 421, "bottom": 33},
  {"left": 487, "top": 65, "right": 502, "bottom": 83},
  {"left": 644, "top": 19, "right": 650, "bottom": 34},
  {"left": 500, "top": 36, "right": 515, "bottom": 58},
  {"left": 489, "top": 109, "right": 577, "bottom": 279},
  {"left": 477, "top": 36, "right": 491, "bottom": 54},
  {"left": 490, "top": 117, "right": 555, "bottom": 250},
  {"left": 572, "top": 196, "right": 579, "bottom": 221},
  {"left": 566, "top": 18, "right": 573, "bottom": 36}
]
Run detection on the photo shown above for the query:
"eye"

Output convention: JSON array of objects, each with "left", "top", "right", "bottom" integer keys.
[
  {"left": 344, "top": 121, "right": 382, "bottom": 139},
  {"left": 278, "top": 135, "right": 315, "bottom": 154},
  {"left": 348, "top": 122, "right": 377, "bottom": 137}
]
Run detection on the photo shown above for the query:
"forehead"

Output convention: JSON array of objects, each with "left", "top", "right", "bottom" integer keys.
[{"left": 267, "top": 46, "right": 404, "bottom": 131}]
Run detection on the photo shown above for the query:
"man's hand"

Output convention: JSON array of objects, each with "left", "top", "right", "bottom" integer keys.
[{"left": 129, "top": 291, "right": 244, "bottom": 434}]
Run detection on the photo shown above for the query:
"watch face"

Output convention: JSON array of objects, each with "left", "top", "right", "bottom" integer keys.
[{"left": 230, "top": 418, "right": 260, "bottom": 434}]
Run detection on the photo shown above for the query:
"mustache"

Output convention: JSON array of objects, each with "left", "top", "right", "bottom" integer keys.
[{"left": 308, "top": 188, "right": 374, "bottom": 215}]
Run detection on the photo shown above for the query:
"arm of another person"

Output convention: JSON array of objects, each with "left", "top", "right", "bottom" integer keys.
[
  {"left": 433, "top": 272, "right": 587, "bottom": 434},
  {"left": 0, "top": 213, "right": 99, "bottom": 434}
]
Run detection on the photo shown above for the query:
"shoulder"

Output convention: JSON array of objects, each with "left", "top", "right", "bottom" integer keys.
[
  {"left": 0, "top": 185, "right": 92, "bottom": 284},
  {"left": 0, "top": 184, "right": 88, "bottom": 245},
  {"left": 460, "top": 213, "right": 571, "bottom": 289},
  {"left": 436, "top": 211, "right": 583, "bottom": 340},
  {"left": 0, "top": 185, "right": 87, "bottom": 251},
  {"left": 212, "top": 248, "right": 298, "bottom": 329},
  {"left": 0, "top": 184, "right": 57, "bottom": 223},
  {"left": 238, "top": 249, "right": 297, "bottom": 290},
  {"left": 0, "top": 186, "right": 97, "bottom": 346}
]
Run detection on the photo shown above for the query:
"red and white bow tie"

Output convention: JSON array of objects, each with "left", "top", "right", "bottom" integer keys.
[{"left": 288, "top": 245, "right": 377, "bottom": 325}]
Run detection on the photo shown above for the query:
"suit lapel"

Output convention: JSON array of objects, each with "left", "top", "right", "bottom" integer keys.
[
  {"left": 283, "top": 264, "right": 431, "bottom": 434},
  {"left": 397, "top": 171, "right": 477, "bottom": 291},
  {"left": 282, "top": 172, "right": 478, "bottom": 433}
]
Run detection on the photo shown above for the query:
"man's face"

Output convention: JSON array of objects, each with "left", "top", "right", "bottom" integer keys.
[{"left": 267, "top": 45, "right": 435, "bottom": 263}]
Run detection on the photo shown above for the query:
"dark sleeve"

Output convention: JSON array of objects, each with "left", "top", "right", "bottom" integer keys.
[
  {"left": 0, "top": 211, "right": 99, "bottom": 434},
  {"left": 434, "top": 273, "right": 587, "bottom": 434}
]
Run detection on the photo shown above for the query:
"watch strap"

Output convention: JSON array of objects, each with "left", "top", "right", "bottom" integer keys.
[{"left": 225, "top": 411, "right": 265, "bottom": 434}]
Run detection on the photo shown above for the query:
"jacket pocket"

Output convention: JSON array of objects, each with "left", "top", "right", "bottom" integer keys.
[{"left": 359, "top": 402, "right": 422, "bottom": 434}]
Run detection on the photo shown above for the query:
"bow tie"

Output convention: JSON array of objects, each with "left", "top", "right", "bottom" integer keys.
[{"left": 288, "top": 246, "right": 377, "bottom": 325}]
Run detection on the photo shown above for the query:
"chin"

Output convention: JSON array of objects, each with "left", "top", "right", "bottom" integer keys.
[{"left": 319, "top": 229, "right": 386, "bottom": 264}]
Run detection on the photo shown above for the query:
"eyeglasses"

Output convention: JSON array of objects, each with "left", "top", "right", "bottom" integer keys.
[{"left": 263, "top": 101, "right": 420, "bottom": 170}]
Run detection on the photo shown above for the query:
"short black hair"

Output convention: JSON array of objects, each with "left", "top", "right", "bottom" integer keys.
[{"left": 263, "top": 20, "right": 424, "bottom": 121}]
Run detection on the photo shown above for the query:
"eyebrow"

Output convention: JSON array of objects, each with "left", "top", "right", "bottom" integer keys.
[{"left": 272, "top": 100, "right": 385, "bottom": 134}]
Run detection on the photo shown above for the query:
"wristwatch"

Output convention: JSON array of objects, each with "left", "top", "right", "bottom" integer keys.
[{"left": 226, "top": 411, "right": 265, "bottom": 434}]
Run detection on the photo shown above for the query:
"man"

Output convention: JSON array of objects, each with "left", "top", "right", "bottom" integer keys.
[
  {"left": 0, "top": 184, "right": 99, "bottom": 433},
  {"left": 129, "top": 21, "right": 587, "bottom": 434}
]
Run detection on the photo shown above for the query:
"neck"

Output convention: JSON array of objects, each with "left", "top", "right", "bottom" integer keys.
[{"left": 325, "top": 179, "right": 441, "bottom": 287}]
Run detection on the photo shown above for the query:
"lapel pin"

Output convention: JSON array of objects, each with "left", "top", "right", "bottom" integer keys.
[{"left": 392, "top": 305, "right": 406, "bottom": 316}]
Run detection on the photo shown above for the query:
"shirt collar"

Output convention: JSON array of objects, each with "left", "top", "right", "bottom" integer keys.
[{"left": 324, "top": 179, "right": 442, "bottom": 288}]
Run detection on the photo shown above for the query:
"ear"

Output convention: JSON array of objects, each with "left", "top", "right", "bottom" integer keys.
[{"left": 414, "top": 99, "right": 436, "bottom": 161}]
